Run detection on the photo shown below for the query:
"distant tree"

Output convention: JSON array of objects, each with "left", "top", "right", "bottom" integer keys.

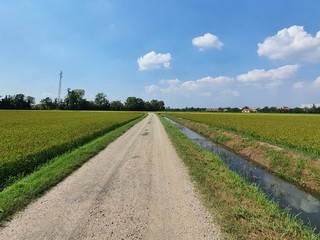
[
  {"left": 0, "top": 94, "right": 35, "bottom": 109},
  {"left": 110, "top": 100, "right": 124, "bottom": 111},
  {"left": 13, "top": 94, "right": 27, "bottom": 109},
  {"left": 79, "top": 99, "right": 94, "bottom": 110},
  {"left": 64, "top": 88, "right": 86, "bottom": 110},
  {"left": 26, "top": 96, "right": 35, "bottom": 109},
  {"left": 0, "top": 95, "right": 13, "bottom": 109},
  {"left": 144, "top": 101, "right": 152, "bottom": 111},
  {"left": 124, "top": 97, "right": 145, "bottom": 111},
  {"left": 231, "top": 107, "right": 241, "bottom": 112},
  {"left": 150, "top": 99, "right": 165, "bottom": 111},
  {"left": 269, "top": 106, "right": 278, "bottom": 113},
  {"left": 260, "top": 106, "right": 270, "bottom": 113},
  {"left": 0, "top": 90, "right": 167, "bottom": 112},
  {"left": 289, "top": 107, "right": 303, "bottom": 113},
  {"left": 310, "top": 104, "right": 317, "bottom": 114},
  {"left": 94, "top": 93, "right": 110, "bottom": 110},
  {"left": 40, "top": 97, "right": 55, "bottom": 110}
]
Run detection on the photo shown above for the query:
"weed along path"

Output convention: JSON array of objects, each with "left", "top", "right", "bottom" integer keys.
[{"left": 0, "top": 113, "right": 219, "bottom": 240}]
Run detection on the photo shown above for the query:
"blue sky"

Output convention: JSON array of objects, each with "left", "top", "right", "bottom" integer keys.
[{"left": 1, "top": 0, "right": 320, "bottom": 108}]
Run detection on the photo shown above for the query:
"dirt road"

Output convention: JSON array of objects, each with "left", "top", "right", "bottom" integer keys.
[{"left": 0, "top": 113, "right": 220, "bottom": 239}]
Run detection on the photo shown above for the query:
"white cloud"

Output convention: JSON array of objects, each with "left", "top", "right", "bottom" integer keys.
[
  {"left": 292, "top": 81, "right": 305, "bottom": 90},
  {"left": 192, "top": 33, "right": 223, "bottom": 51},
  {"left": 291, "top": 76, "right": 320, "bottom": 90},
  {"left": 258, "top": 25, "right": 320, "bottom": 62},
  {"left": 197, "top": 76, "right": 232, "bottom": 84},
  {"left": 181, "top": 81, "right": 200, "bottom": 90},
  {"left": 221, "top": 89, "right": 240, "bottom": 97},
  {"left": 312, "top": 76, "right": 320, "bottom": 88},
  {"left": 159, "top": 79, "right": 181, "bottom": 85},
  {"left": 158, "top": 79, "right": 181, "bottom": 93},
  {"left": 181, "top": 76, "right": 232, "bottom": 90},
  {"left": 145, "top": 84, "right": 159, "bottom": 93},
  {"left": 160, "top": 84, "right": 181, "bottom": 94},
  {"left": 137, "top": 51, "right": 171, "bottom": 70},
  {"left": 236, "top": 65, "right": 299, "bottom": 83},
  {"left": 145, "top": 76, "right": 233, "bottom": 95}
]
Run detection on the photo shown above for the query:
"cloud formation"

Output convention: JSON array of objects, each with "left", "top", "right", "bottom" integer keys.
[
  {"left": 292, "top": 81, "right": 305, "bottom": 90},
  {"left": 236, "top": 65, "right": 299, "bottom": 84},
  {"left": 181, "top": 76, "right": 232, "bottom": 90},
  {"left": 258, "top": 25, "right": 320, "bottom": 62},
  {"left": 145, "top": 84, "right": 159, "bottom": 93},
  {"left": 145, "top": 76, "right": 234, "bottom": 95},
  {"left": 221, "top": 89, "right": 240, "bottom": 97},
  {"left": 192, "top": 33, "right": 223, "bottom": 51},
  {"left": 137, "top": 51, "right": 171, "bottom": 70},
  {"left": 312, "top": 76, "right": 320, "bottom": 88}
]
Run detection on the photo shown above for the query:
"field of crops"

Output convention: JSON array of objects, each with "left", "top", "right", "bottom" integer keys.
[
  {"left": 0, "top": 110, "right": 144, "bottom": 187},
  {"left": 164, "top": 112, "right": 320, "bottom": 155}
]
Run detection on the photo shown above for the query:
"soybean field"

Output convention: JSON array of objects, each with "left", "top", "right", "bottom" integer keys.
[{"left": 0, "top": 110, "right": 144, "bottom": 187}]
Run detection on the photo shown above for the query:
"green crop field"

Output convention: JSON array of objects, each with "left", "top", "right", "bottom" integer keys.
[
  {"left": 0, "top": 110, "right": 143, "bottom": 187},
  {"left": 164, "top": 112, "right": 320, "bottom": 155}
]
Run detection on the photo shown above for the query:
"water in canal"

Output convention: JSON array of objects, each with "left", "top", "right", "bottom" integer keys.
[{"left": 165, "top": 118, "right": 320, "bottom": 233}]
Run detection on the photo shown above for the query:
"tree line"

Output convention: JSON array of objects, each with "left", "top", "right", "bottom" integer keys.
[
  {"left": 166, "top": 105, "right": 320, "bottom": 113},
  {"left": 0, "top": 89, "right": 165, "bottom": 111}
]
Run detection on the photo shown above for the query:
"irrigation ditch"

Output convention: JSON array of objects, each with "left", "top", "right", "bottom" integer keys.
[{"left": 165, "top": 117, "right": 320, "bottom": 234}]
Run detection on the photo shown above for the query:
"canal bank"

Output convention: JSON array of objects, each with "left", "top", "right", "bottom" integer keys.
[
  {"left": 165, "top": 117, "right": 320, "bottom": 233},
  {"left": 160, "top": 115, "right": 319, "bottom": 239}
]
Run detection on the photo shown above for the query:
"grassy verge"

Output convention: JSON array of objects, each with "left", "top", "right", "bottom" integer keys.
[
  {"left": 164, "top": 115, "right": 320, "bottom": 199},
  {"left": 160, "top": 116, "right": 319, "bottom": 239},
  {"left": 0, "top": 115, "right": 145, "bottom": 224}
]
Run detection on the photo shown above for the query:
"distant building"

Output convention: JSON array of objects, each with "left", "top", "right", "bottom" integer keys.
[
  {"left": 281, "top": 106, "right": 289, "bottom": 111},
  {"left": 242, "top": 108, "right": 257, "bottom": 113}
]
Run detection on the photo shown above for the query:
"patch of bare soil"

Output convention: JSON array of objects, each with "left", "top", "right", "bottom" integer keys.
[{"left": 0, "top": 113, "right": 220, "bottom": 240}]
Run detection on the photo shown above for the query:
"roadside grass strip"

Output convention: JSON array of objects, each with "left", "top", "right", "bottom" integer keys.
[
  {"left": 0, "top": 115, "right": 145, "bottom": 224},
  {"left": 160, "top": 116, "right": 319, "bottom": 239}
]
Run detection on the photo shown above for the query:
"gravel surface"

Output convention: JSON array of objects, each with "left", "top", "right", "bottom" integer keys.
[{"left": 0, "top": 113, "right": 220, "bottom": 240}]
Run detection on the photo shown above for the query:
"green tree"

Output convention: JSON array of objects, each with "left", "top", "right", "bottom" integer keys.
[
  {"left": 13, "top": 94, "right": 26, "bottom": 109},
  {"left": 64, "top": 88, "right": 85, "bottom": 110},
  {"left": 124, "top": 97, "right": 145, "bottom": 111},
  {"left": 110, "top": 100, "right": 124, "bottom": 111},
  {"left": 40, "top": 97, "right": 54, "bottom": 110},
  {"left": 94, "top": 93, "right": 110, "bottom": 110},
  {"left": 149, "top": 99, "right": 165, "bottom": 111},
  {"left": 26, "top": 96, "right": 35, "bottom": 109}
]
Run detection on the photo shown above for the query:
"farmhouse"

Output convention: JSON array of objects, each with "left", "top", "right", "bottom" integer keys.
[
  {"left": 281, "top": 106, "right": 289, "bottom": 111},
  {"left": 242, "top": 108, "right": 257, "bottom": 113}
]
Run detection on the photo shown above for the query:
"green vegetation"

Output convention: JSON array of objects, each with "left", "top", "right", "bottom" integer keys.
[
  {"left": 0, "top": 115, "right": 144, "bottom": 223},
  {"left": 164, "top": 112, "right": 320, "bottom": 155},
  {"left": 160, "top": 115, "right": 319, "bottom": 239},
  {"left": 0, "top": 110, "right": 144, "bottom": 189},
  {"left": 163, "top": 113, "right": 320, "bottom": 198},
  {"left": 0, "top": 90, "right": 165, "bottom": 111}
]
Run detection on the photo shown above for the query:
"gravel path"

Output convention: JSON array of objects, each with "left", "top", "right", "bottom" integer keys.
[{"left": 0, "top": 113, "right": 220, "bottom": 240}]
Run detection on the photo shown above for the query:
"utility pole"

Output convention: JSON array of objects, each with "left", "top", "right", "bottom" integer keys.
[{"left": 57, "top": 70, "right": 63, "bottom": 109}]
